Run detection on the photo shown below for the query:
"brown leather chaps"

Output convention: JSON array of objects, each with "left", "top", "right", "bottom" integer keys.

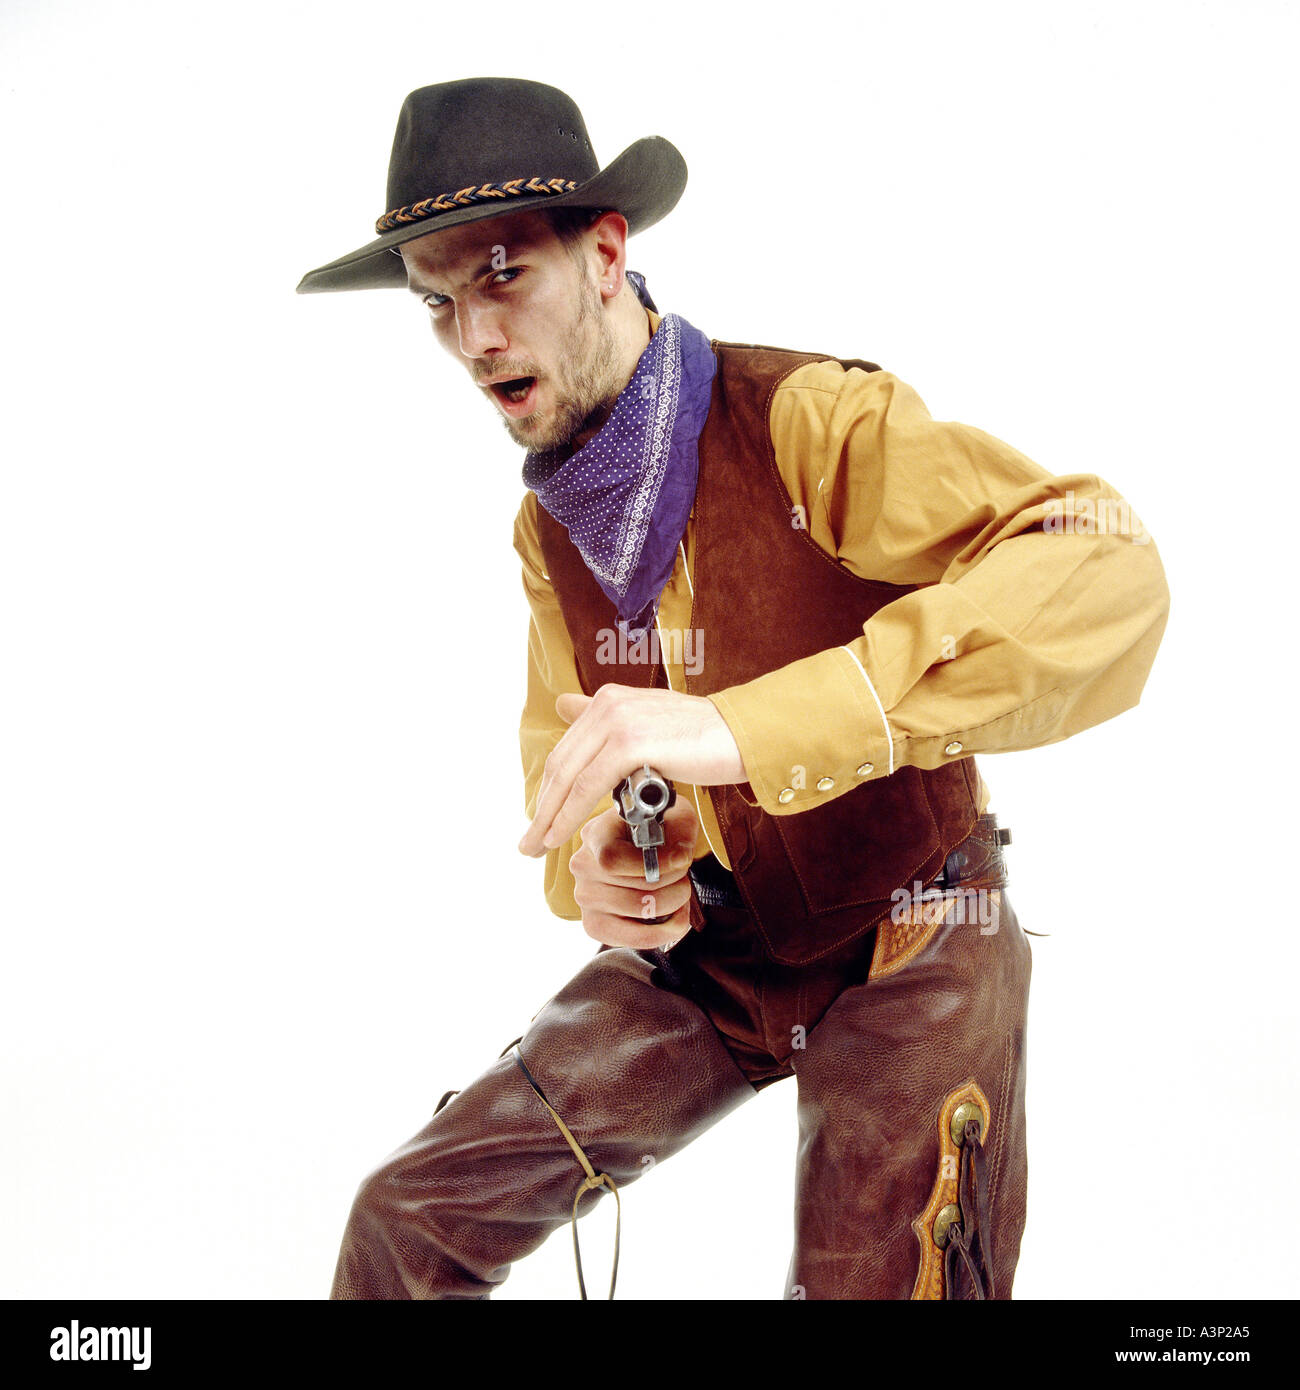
[{"left": 330, "top": 868, "right": 1031, "bottom": 1300}]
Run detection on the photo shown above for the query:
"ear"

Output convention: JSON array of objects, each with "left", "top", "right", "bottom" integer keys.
[{"left": 588, "top": 210, "right": 630, "bottom": 300}]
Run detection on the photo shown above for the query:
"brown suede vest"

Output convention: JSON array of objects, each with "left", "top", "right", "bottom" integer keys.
[{"left": 537, "top": 341, "right": 979, "bottom": 965}]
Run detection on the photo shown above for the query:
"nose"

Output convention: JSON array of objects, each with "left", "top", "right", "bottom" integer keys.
[{"left": 454, "top": 299, "right": 507, "bottom": 359}]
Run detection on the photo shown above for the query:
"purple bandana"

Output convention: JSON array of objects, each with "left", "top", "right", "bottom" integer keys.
[{"left": 523, "top": 309, "right": 717, "bottom": 635}]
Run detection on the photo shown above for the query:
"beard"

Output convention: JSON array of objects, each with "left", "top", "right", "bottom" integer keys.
[{"left": 496, "top": 271, "right": 622, "bottom": 454}]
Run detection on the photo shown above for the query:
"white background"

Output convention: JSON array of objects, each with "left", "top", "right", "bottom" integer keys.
[{"left": 2, "top": 0, "right": 1295, "bottom": 1300}]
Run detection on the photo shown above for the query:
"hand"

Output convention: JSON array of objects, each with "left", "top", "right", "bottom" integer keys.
[
  {"left": 569, "top": 799, "right": 700, "bottom": 948},
  {"left": 517, "top": 685, "right": 746, "bottom": 858}
]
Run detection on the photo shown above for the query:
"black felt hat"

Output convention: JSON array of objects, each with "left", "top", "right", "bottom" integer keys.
[{"left": 295, "top": 77, "right": 687, "bottom": 294}]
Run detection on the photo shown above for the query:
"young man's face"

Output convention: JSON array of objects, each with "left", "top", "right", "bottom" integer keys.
[{"left": 400, "top": 209, "right": 624, "bottom": 453}]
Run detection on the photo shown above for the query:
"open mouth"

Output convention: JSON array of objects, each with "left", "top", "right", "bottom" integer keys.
[
  {"left": 488, "top": 377, "right": 539, "bottom": 417},
  {"left": 492, "top": 377, "right": 534, "bottom": 403}
]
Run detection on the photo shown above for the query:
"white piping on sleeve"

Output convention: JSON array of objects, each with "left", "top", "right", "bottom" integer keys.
[
  {"left": 839, "top": 645, "right": 894, "bottom": 775},
  {"left": 678, "top": 540, "right": 694, "bottom": 597},
  {"left": 691, "top": 784, "right": 721, "bottom": 860},
  {"left": 655, "top": 613, "right": 672, "bottom": 691}
]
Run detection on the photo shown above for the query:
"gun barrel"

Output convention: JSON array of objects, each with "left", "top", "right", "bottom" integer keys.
[
  {"left": 624, "top": 765, "right": 672, "bottom": 816},
  {"left": 613, "top": 764, "right": 677, "bottom": 883}
]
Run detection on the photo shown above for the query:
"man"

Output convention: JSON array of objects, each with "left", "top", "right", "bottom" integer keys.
[{"left": 297, "top": 77, "right": 1169, "bottom": 1300}]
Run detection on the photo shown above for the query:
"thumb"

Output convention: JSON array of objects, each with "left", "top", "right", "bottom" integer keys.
[{"left": 555, "top": 692, "right": 591, "bottom": 725}]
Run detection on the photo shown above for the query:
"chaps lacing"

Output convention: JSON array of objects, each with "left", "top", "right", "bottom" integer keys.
[{"left": 510, "top": 1046, "right": 621, "bottom": 1300}]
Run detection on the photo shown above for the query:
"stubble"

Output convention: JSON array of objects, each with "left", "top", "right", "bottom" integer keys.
[{"left": 501, "top": 270, "right": 622, "bottom": 454}]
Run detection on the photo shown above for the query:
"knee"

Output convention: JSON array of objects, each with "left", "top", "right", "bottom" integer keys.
[
  {"left": 348, "top": 1157, "right": 400, "bottom": 1235},
  {"left": 330, "top": 1160, "right": 409, "bottom": 1300}
]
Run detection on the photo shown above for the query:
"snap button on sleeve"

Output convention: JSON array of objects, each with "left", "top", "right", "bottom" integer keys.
[
  {"left": 816, "top": 776, "right": 835, "bottom": 791},
  {"left": 778, "top": 787, "right": 795, "bottom": 805},
  {"left": 856, "top": 762, "right": 874, "bottom": 777},
  {"left": 945, "top": 741, "right": 963, "bottom": 756}
]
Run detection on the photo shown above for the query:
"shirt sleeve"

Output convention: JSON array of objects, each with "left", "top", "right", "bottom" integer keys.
[
  {"left": 513, "top": 491, "right": 612, "bottom": 918},
  {"left": 705, "top": 361, "right": 1171, "bottom": 815}
]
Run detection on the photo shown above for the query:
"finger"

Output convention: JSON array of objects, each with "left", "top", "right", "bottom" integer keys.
[
  {"left": 518, "top": 712, "right": 614, "bottom": 856},
  {"left": 581, "top": 902, "right": 692, "bottom": 951},
  {"left": 555, "top": 692, "right": 590, "bottom": 725},
  {"left": 571, "top": 815, "right": 689, "bottom": 888},
  {"left": 591, "top": 835, "right": 695, "bottom": 884},
  {"left": 634, "top": 882, "right": 693, "bottom": 923},
  {"left": 542, "top": 737, "right": 646, "bottom": 851},
  {"left": 528, "top": 699, "right": 633, "bottom": 851},
  {"left": 574, "top": 875, "right": 693, "bottom": 921},
  {"left": 662, "top": 813, "right": 701, "bottom": 859}
]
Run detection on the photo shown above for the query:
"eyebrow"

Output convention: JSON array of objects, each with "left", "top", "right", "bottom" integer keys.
[
  {"left": 406, "top": 232, "right": 546, "bottom": 296},
  {"left": 407, "top": 259, "right": 499, "bottom": 296}
]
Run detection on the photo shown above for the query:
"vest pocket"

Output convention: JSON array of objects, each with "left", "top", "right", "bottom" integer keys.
[
  {"left": 715, "top": 769, "right": 976, "bottom": 965},
  {"left": 770, "top": 769, "right": 943, "bottom": 915}
]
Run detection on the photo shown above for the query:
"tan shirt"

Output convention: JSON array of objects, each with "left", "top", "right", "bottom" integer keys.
[{"left": 514, "top": 313, "right": 1170, "bottom": 919}]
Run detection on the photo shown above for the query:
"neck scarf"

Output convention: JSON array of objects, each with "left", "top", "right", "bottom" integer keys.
[{"left": 522, "top": 302, "right": 716, "bottom": 636}]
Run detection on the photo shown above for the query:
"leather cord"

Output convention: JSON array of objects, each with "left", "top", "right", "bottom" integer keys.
[
  {"left": 944, "top": 1117, "right": 996, "bottom": 1299},
  {"left": 511, "top": 1046, "right": 621, "bottom": 1300}
]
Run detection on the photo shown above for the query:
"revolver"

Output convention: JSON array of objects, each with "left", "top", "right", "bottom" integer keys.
[{"left": 613, "top": 764, "right": 677, "bottom": 884}]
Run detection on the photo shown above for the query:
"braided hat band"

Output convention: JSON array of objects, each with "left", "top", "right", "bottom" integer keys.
[
  {"left": 375, "top": 177, "right": 579, "bottom": 234},
  {"left": 296, "top": 79, "right": 686, "bottom": 293}
]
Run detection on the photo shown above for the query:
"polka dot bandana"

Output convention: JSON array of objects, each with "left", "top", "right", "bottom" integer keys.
[{"left": 523, "top": 310, "right": 717, "bottom": 635}]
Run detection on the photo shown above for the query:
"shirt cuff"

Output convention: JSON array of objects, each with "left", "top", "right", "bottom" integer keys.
[{"left": 706, "top": 646, "right": 896, "bottom": 815}]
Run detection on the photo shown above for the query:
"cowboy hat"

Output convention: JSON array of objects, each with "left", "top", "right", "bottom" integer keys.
[{"left": 295, "top": 77, "right": 687, "bottom": 294}]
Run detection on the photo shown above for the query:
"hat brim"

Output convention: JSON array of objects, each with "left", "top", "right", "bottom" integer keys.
[{"left": 295, "top": 135, "right": 685, "bottom": 294}]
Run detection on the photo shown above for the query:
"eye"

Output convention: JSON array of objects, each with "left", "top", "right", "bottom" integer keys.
[
  {"left": 422, "top": 292, "right": 450, "bottom": 310},
  {"left": 490, "top": 266, "right": 523, "bottom": 287}
]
